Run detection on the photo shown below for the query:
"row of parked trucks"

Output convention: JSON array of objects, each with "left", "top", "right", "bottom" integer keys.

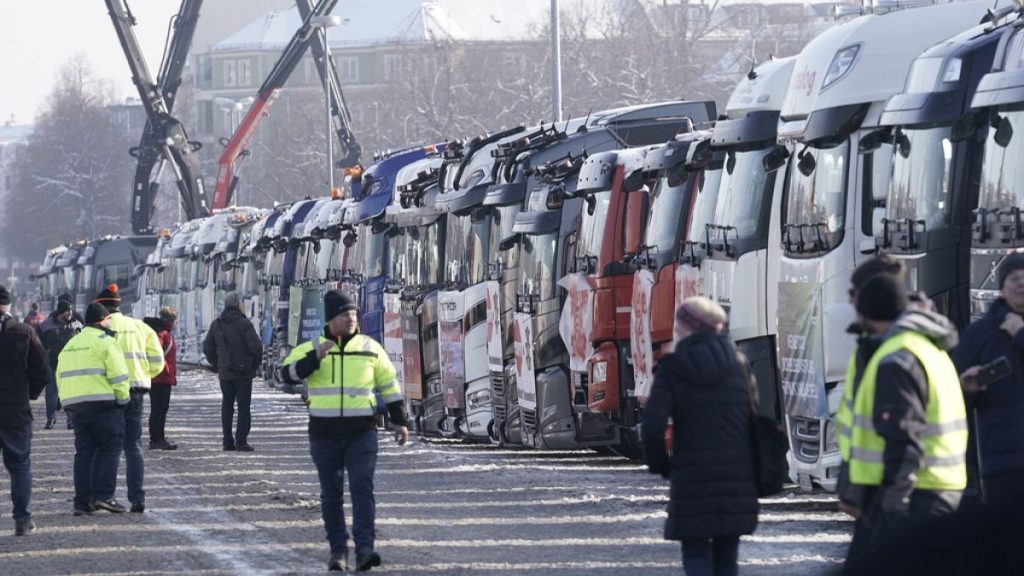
[{"left": 32, "top": 0, "right": 1024, "bottom": 490}]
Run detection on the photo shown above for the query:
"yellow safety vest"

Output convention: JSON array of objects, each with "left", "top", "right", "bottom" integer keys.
[
  {"left": 837, "top": 353, "right": 857, "bottom": 462},
  {"left": 56, "top": 326, "right": 131, "bottom": 407},
  {"left": 283, "top": 332, "right": 402, "bottom": 419},
  {"left": 848, "top": 331, "right": 968, "bottom": 490},
  {"left": 106, "top": 313, "right": 165, "bottom": 389}
]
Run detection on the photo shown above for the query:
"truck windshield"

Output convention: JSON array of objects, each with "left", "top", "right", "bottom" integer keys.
[
  {"left": 686, "top": 168, "right": 725, "bottom": 243},
  {"left": 578, "top": 190, "right": 612, "bottom": 259},
  {"left": 887, "top": 126, "right": 953, "bottom": 228},
  {"left": 645, "top": 175, "right": 693, "bottom": 255},
  {"left": 782, "top": 140, "right": 849, "bottom": 253},
  {"left": 360, "top": 227, "right": 386, "bottom": 279},
  {"left": 445, "top": 214, "right": 471, "bottom": 286},
  {"left": 489, "top": 205, "right": 520, "bottom": 271},
  {"left": 520, "top": 232, "right": 558, "bottom": 302},
  {"left": 979, "top": 106, "right": 1024, "bottom": 211},
  {"left": 466, "top": 212, "right": 492, "bottom": 285},
  {"left": 423, "top": 221, "right": 445, "bottom": 286},
  {"left": 714, "top": 148, "right": 773, "bottom": 240}
]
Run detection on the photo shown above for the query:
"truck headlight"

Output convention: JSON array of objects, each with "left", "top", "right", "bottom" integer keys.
[
  {"left": 467, "top": 389, "right": 491, "bottom": 410},
  {"left": 591, "top": 360, "right": 608, "bottom": 384}
]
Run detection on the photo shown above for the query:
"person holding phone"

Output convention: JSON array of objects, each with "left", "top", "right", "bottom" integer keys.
[
  {"left": 953, "top": 253, "right": 1024, "bottom": 507},
  {"left": 840, "top": 272, "right": 968, "bottom": 574}
]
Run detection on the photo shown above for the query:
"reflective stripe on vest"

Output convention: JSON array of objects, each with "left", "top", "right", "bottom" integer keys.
[
  {"left": 848, "top": 331, "right": 968, "bottom": 490},
  {"left": 107, "top": 313, "right": 165, "bottom": 388},
  {"left": 837, "top": 353, "right": 857, "bottom": 462}
]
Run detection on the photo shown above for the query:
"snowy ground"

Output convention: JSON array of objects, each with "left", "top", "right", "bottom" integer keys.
[{"left": 0, "top": 370, "right": 850, "bottom": 575}]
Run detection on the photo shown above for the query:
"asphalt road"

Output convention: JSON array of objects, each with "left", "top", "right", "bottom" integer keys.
[{"left": 0, "top": 370, "right": 849, "bottom": 575}]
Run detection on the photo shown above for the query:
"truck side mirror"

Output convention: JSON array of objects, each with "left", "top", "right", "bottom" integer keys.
[
  {"left": 342, "top": 231, "right": 357, "bottom": 248},
  {"left": 858, "top": 127, "right": 893, "bottom": 153},
  {"left": 995, "top": 115, "right": 1014, "bottom": 148},
  {"left": 762, "top": 145, "right": 789, "bottom": 173},
  {"left": 623, "top": 170, "right": 645, "bottom": 192},
  {"left": 499, "top": 233, "right": 521, "bottom": 252},
  {"left": 666, "top": 161, "right": 688, "bottom": 187},
  {"left": 951, "top": 113, "right": 977, "bottom": 142}
]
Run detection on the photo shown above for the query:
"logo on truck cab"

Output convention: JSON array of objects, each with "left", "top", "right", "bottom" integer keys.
[{"left": 793, "top": 69, "right": 817, "bottom": 97}]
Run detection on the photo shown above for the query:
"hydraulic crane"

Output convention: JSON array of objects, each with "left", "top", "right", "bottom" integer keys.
[
  {"left": 105, "top": 0, "right": 209, "bottom": 234},
  {"left": 212, "top": 0, "right": 361, "bottom": 209}
]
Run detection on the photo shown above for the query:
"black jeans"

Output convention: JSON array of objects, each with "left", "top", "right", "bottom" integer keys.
[
  {"left": 123, "top": 391, "right": 146, "bottom": 505},
  {"left": 983, "top": 469, "right": 1024, "bottom": 507},
  {"left": 0, "top": 423, "right": 33, "bottom": 520},
  {"left": 220, "top": 378, "right": 252, "bottom": 447},
  {"left": 69, "top": 404, "right": 124, "bottom": 510},
  {"left": 309, "top": 430, "right": 378, "bottom": 557},
  {"left": 148, "top": 384, "right": 172, "bottom": 443},
  {"left": 681, "top": 536, "right": 740, "bottom": 576}
]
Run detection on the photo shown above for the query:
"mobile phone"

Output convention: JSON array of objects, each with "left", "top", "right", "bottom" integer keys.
[{"left": 977, "top": 356, "right": 1012, "bottom": 390}]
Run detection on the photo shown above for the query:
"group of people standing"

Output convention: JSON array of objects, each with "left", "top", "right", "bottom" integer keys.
[{"left": 641, "top": 252, "right": 1024, "bottom": 576}]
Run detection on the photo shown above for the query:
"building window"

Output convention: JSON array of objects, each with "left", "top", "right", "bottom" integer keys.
[
  {"left": 338, "top": 57, "right": 359, "bottom": 83},
  {"left": 384, "top": 54, "right": 402, "bottom": 81},
  {"left": 223, "top": 60, "right": 237, "bottom": 87},
  {"left": 198, "top": 100, "right": 214, "bottom": 135},
  {"left": 197, "top": 54, "right": 213, "bottom": 89},
  {"left": 238, "top": 60, "right": 252, "bottom": 86},
  {"left": 733, "top": 6, "right": 761, "bottom": 28}
]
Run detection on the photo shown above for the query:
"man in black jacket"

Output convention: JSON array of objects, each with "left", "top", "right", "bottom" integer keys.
[
  {"left": 203, "top": 292, "right": 263, "bottom": 451},
  {"left": 38, "top": 299, "right": 82, "bottom": 429},
  {"left": 0, "top": 285, "right": 51, "bottom": 535}
]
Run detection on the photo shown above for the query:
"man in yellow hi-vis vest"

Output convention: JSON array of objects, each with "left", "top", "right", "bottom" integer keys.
[
  {"left": 57, "top": 303, "right": 131, "bottom": 516},
  {"left": 281, "top": 291, "right": 407, "bottom": 573},
  {"left": 94, "top": 284, "right": 164, "bottom": 514},
  {"left": 840, "top": 273, "right": 967, "bottom": 574}
]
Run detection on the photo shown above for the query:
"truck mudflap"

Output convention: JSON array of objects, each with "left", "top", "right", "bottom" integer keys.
[
  {"left": 557, "top": 272, "right": 594, "bottom": 373},
  {"left": 439, "top": 290, "right": 466, "bottom": 410},
  {"left": 383, "top": 293, "right": 405, "bottom": 393},
  {"left": 630, "top": 269, "right": 656, "bottom": 399}
]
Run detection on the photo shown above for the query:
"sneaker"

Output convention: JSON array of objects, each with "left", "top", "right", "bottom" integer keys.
[
  {"left": 73, "top": 507, "right": 95, "bottom": 517},
  {"left": 328, "top": 551, "right": 348, "bottom": 572},
  {"left": 149, "top": 440, "right": 178, "bottom": 450},
  {"left": 44, "top": 418, "right": 56, "bottom": 430},
  {"left": 130, "top": 502, "right": 145, "bottom": 513},
  {"left": 14, "top": 518, "right": 34, "bottom": 536},
  {"left": 355, "top": 551, "right": 381, "bottom": 572},
  {"left": 235, "top": 443, "right": 255, "bottom": 452},
  {"left": 93, "top": 499, "right": 127, "bottom": 514},
  {"left": 223, "top": 444, "right": 236, "bottom": 451}
]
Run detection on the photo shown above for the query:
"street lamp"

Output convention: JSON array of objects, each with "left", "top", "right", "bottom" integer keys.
[
  {"left": 310, "top": 14, "right": 342, "bottom": 193},
  {"left": 214, "top": 96, "right": 254, "bottom": 205}
]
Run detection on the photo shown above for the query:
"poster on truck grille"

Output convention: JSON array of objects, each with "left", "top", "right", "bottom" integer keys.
[
  {"left": 287, "top": 285, "right": 302, "bottom": 347},
  {"left": 513, "top": 312, "right": 537, "bottom": 410},
  {"left": 383, "top": 293, "right": 405, "bottom": 393},
  {"left": 777, "top": 282, "right": 829, "bottom": 419},
  {"left": 485, "top": 281, "right": 504, "bottom": 373},
  {"left": 298, "top": 286, "right": 325, "bottom": 345},
  {"left": 401, "top": 299, "right": 424, "bottom": 401},
  {"left": 675, "top": 264, "right": 701, "bottom": 312},
  {"left": 557, "top": 272, "right": 594, "bottom": 373},
  {"left": 438, "top": 290, "right": 466, "bottom": 409},
  {"left": 630, "top": 270, "right": 656, "bottom": 399}
]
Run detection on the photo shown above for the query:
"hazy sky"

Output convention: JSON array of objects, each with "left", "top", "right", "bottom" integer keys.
[{"left": 0, "top": 1, "right": 183, "bottom": 125}]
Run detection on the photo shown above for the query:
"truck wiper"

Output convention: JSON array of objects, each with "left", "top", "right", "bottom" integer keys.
[
  {"left": 782, "top": 222, "right": 830, "bottom": 254},
  {"left": 706, "top": 224, "right": 738, "bottom": 257}
]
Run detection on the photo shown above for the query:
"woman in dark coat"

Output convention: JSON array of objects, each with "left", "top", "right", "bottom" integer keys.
[{"left": 641, "top": 296, "right": 759, "bottom": 576}]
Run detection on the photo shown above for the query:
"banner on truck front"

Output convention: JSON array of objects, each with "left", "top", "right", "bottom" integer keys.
[
  {"left": 438, "top": 290, "right": 466, "bottom": 409},
  {"left": 675, "top": 264, "right": 701, "bottom": 312},
  {"left": 383, "top": 293, "right": 405, "bottom": 392},
  {"left": 485, "top": 281, "right": 504, "bottom": 374},
  {"left": 630, "top": 269, "right": 656, "bottom": 399},
  {"left": 557, "top": 272, "right": 594, "bottom": 373},
  {"left": 401, "top": 299, "right": 424, "bottom": 400},
  {"left": 777, "top": 282, "right": 829, "bottom": 419},
  {"left": 298, "top": 286, "right": 325, "bottom": 344},
  {"left": 513, "top": 312, "right": 537, "bottom": 410},
  {"left": 287, "top": 285, "right": 302, "bottom": 347}
]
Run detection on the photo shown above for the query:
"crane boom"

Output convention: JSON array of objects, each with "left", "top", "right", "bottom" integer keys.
[
  {"left": 211, "top": 0, "right": 345, "bottom": 209},
  {"left": 105, "top": 0, "right": 209, "bottom": 234}
]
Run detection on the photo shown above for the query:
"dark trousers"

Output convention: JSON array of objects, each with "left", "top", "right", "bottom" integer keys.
[
  {"left": 681, "top": 535, "right": 740, "bottom": 576},
  {"left": 70, "top": 404, "right": 124, "bottom": 510},
  {"left": 44, "top": 377, "right": 60, "bottom": 421},
  {"left": 0, "top": 423, "right": 33, "bottom": 521},
  {"left": 123, "top": 391, "right": 146, "bottom": 505},
  {"left": 149, "top": 384, "right": 172, "bottom": 443},
  {"left": 309, "top": 430, "right": 379, "bottom": 556},
  {"left": 220, "top": 378, "right": 252, "bottom": 447}
]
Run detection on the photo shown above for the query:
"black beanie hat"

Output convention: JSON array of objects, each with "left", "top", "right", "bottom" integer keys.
[
  {"left": 56, "top": 300, "right": 73, "bottom": 315},
  {"left": 85, "top": 302, "right": 110, "bottom": 325},
  {"left": 58, "top": 293, "right": 73, "bottom": 304},
  {"left": 998, "top": 253, "right": 1024, "bottom": 289},
  {"left": 324, "top": 290, "right": 357, "bottom": 321},
  {"left": 0, "top": 285, "right": 10, "bottom": 306},
  {"left": 855, "top": 273, "right": 908, "bottom": 321},
  {"left": 94, "top": 283, "right": 122, "bottom": 309}
]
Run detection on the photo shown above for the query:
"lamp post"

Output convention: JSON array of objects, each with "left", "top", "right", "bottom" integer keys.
[
  {"left": 310, "top": 15, "right": 342, "bottom": 193},
  {"left": 214, "top": 96, "right": 255, "bottom": 205}
]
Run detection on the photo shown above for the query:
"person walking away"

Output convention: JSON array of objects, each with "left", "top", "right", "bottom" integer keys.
[
  {"left": 0, "top": 285, "right": 51, "bottom": 535},
  {"left": 840, "top": 274, "right": 968, "bottom": 574},
  {"left": 56, "top": 302, "right": 132, "bottom": 516},
  {"left": 953, "top": 253, "right": 1024, "bottom": 507},
  {"left": 144, "top": 307, "right": 178, "bottom": 450},
  {"left": 23, "top": 303, "right": 44, "bottom": 332},
  {"left": 641, "top": 296, "right": 758, "bottom": 576},
  {"left": 93, "top": 284, "right": 164, "bottom": 514},
  {"left": 281, "top": 291, "right": 408, "bottom": 572},
  {"left": 203, "top": 292, "right": 263, "bottom": 451},
  {"left": 38, "top": 299, "right": 82, "bottom": 429}
]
